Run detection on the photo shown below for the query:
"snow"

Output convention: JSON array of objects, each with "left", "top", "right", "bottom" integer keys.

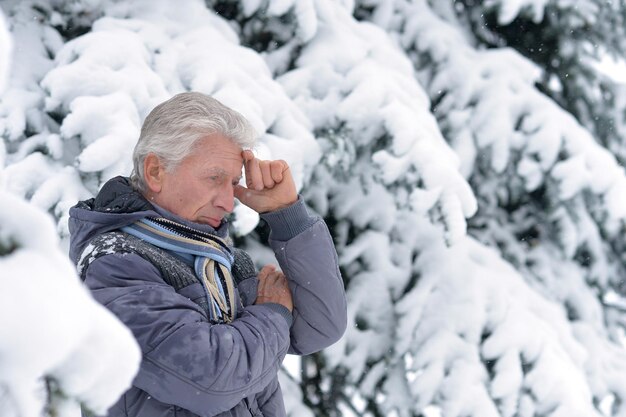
[
  {"left": 386, "top": 221, "right": 602, "bottom": 417},
  {"left": 293, "top": 0, "right": 317, "bottom": 42},
  {"left": 595, "top": 54, "right": 626, "bottom": 84},
  {"left": 278, "top": 368, "right": 315, "bottom": 417},
  {"left": 3, "top": 0, "right": 626, "bottom": 416},
  {"left": 551, "top": 155, "right": 590, "bottom": 200},
  {"left": 63, "top": 93, "right": 140, "bottom": 173},
  {"left": 0, "top": 190, "right": 141, "bottom": 417},
  {"left": 323, "top": 1, "right": 626, "bottom": 416},
  {"left": 488, "top": 0, "right": 549, "bottom": 25},
  {"left": 280, "top": 1, "right": 476, "bottom": 243},
  {"left": 0, "top": 11, "right": 10, "bottom": 93},
  {"left": 0, "top": 8, "right": 139, "bottom": 416}
]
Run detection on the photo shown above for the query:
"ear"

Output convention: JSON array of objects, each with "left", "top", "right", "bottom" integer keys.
[{"left": 144, "top": 153, "right": 164, "bottom": 193}]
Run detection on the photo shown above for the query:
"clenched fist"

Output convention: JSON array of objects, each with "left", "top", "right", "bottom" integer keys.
[{"left": 234, "top": 150, "right": 298, "bottom": 213}]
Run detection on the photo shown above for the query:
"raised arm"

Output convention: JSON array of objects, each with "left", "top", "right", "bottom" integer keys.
[
  {"left": 234, "top": 151, "right": 347, "bottom": 355},
  {"left": 261, "top": 199, "right": 347, "bottom": 355}
]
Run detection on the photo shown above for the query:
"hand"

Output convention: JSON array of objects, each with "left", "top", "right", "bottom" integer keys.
[
  {"left": 255, "top": 265, "right": 293, "bottom": 312},
  {"left": 234, "top": 150, "right": 298, "bottom": 213}
]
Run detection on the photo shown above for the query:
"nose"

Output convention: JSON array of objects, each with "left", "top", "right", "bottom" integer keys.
[{"left": 214, "top": 183, "right": 235, "bottom": 214}]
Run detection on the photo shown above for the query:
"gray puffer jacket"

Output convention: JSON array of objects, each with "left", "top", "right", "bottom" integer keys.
[{"left": 68, "top": 177, "right": 347, "bottom": 417}]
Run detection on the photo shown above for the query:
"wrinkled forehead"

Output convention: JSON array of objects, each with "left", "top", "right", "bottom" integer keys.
[
  {"left": 201, "top": 159, "right": 244, "bottom": 178},
  {"left": 194, "top": 136, "right": 244, "bottom": 176}
]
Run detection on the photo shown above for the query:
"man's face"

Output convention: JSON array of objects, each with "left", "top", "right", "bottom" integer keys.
[{"left": 153, "top": 134, "right": 244, "bottom": 228}]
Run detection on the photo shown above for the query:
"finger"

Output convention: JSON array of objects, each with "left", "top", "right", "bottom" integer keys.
[
  {"left": 258, "top": 270, "right": 281, "bottom": 297},
  {"left": 234, "top": 184, "right": 245, "bottom": 201},
  {"left": 273, "top": 273, "right": 289, "bottom": 290},
  {"left": 247, "top": 156, "right": 264, "bottom": 191},
  {"left": 262, "top": 271, "right": 280, "bottom": 287},
  {"left": 260, "top": 160, "right": 275, "bottom": 188},
  {"left": 257, "top": 264, "right": 277, "bottom": 280},
  {"left": 270, "top": 160, "right": 285, "bottom": 183},
  {"left": 242, "top": 150, "right": 254, "bottom": 189},
  {"left": 234, "top": 184, "right": 253, "bottom": 205},
  {"left": 270, "top": 270, "right": 286, "bottom": 282},
  {"left": 269, "top": 270, "right": 291, "bottom": 292},
  {"left": 242, "top": 149, "right": 255, "bottom": 161}
]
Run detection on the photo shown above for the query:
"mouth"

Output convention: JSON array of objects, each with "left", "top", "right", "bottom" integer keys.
[{"left": 201, "top": 216, "right": 222, "bottom": 228}]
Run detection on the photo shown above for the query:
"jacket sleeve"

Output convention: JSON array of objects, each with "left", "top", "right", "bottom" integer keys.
[
  {"left": 260, "top": 197, "right": 348, "bottom": 355},
  {"left": 256, "top": 376, "right": 285, "bottom": 417},
  {"left": 83, "top": 252, "right": 291, "bottom": 417}
]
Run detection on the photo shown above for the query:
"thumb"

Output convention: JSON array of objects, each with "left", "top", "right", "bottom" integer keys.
[{"left": 234, "top": 184, "right": 255, "bottom": 207}]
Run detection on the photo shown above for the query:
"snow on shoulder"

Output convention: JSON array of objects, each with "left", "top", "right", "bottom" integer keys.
[{"left": 0, "top": 190, "right": 140, "bottom": 417}]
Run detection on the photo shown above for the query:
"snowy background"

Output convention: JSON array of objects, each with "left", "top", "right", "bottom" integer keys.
[{"left": 1, "top": 0, "right": 626, "bottom": 416}]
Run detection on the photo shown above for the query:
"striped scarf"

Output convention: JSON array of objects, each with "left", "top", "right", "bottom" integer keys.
[{"left": 121, "top": 217, "right": 237, "bottom": 323}]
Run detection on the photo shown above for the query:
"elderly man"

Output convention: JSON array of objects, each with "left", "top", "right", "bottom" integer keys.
[{"left": 68, "top": 92, "right": 347, "bottom": 417}]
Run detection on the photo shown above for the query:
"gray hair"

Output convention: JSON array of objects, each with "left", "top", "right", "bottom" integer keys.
[{"left": 130, "top": 92, "right": 257, "bottom": 192}]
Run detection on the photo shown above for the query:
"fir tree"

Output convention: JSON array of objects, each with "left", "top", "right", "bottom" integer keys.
[{"left": 2, "top": 1, "right": 626, "bottom": 416}]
